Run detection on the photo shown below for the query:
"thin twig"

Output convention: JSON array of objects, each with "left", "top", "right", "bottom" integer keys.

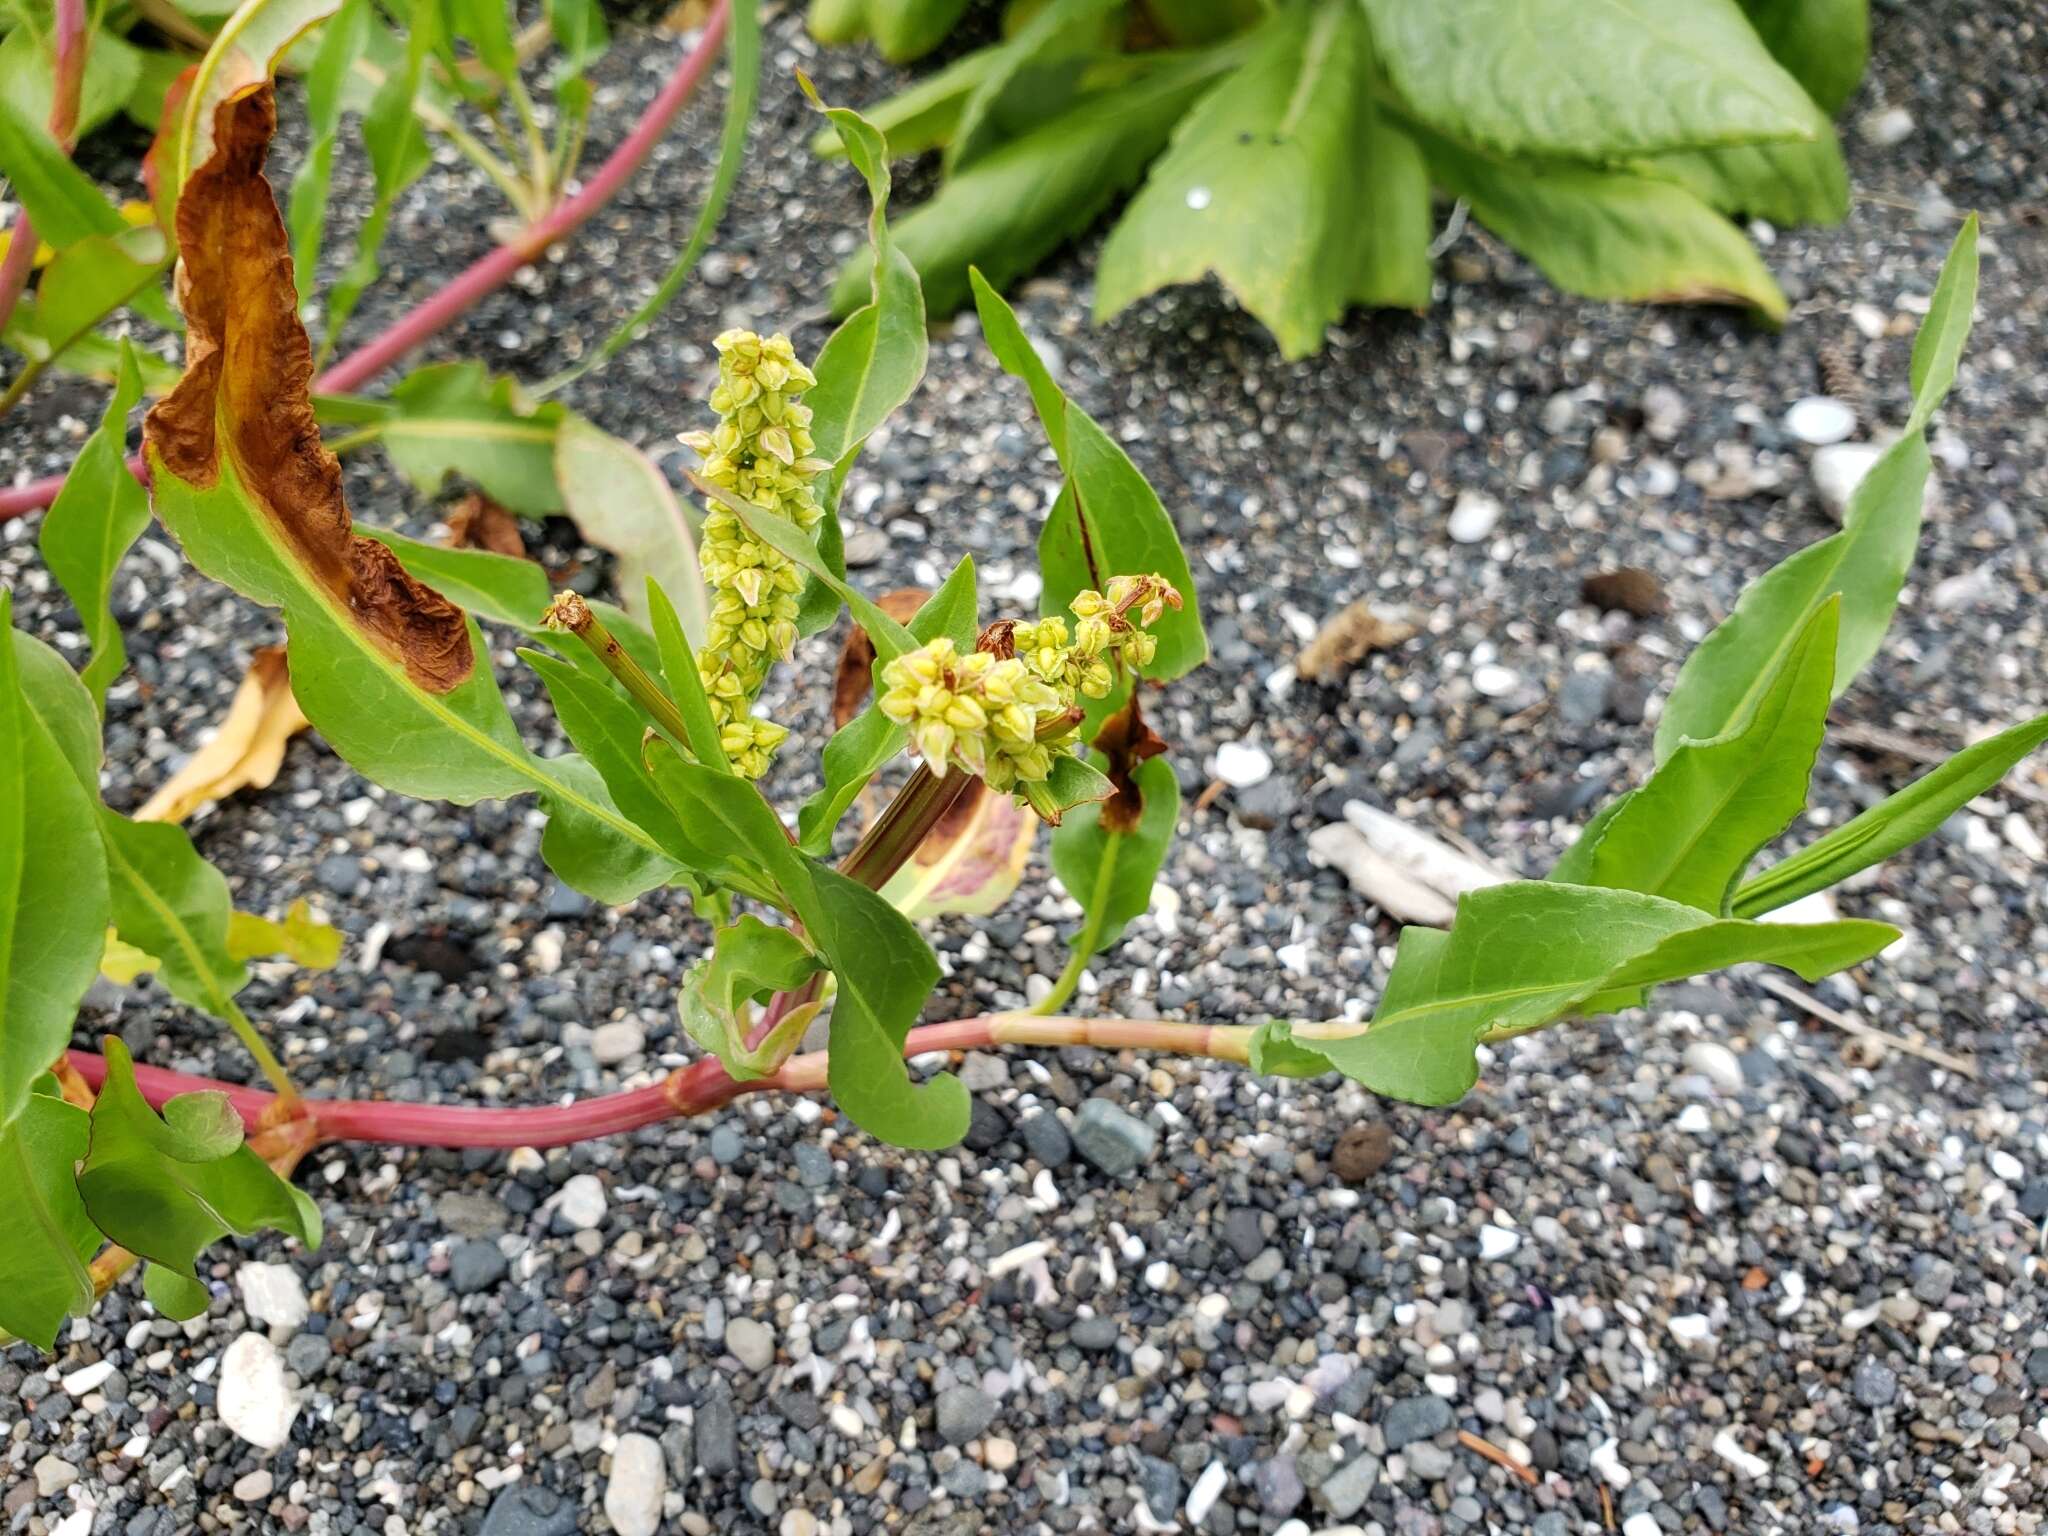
[
  {"left": 1458, "top": 1430, "right": 1538, "bottom": 1486},
  {"left": 1755, "top": 973, "right": 1978, "bottom": 1077},
  {"left": 1828, "top": 716, "right": 2048, "bottom": 807}
]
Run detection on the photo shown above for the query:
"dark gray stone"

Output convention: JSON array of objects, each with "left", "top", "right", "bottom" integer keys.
[{"left": 1071, "top": 1099, "right": 1156, "bottom": 1178}]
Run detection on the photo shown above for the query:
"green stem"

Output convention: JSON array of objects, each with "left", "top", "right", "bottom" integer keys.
[
  {"left": 1033, "top": 828, "right": 1120, "bottom": 1015},
  {"left": 221, "top": 1000, "right": 302, "bottom": 1108},
  {"left": 506, "top": 75, "right": 554, "bottom": 203},
  {"left": 438, "top": 112, "right": 541, "bottom": 221},
  {"left": 837, "top": 764, "right": 974, "bottom": 890},
  {"left": 321, "top": 422, "right": 389, "bottom": 456},
  {"left": 543, "top": 592, "right": 694, "bottom": 750}
]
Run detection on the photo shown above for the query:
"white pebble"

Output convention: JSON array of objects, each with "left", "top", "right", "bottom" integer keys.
[
  {"left": 1785, "top": 396, "right": 1857, "bottom": 446},
  {"left": 1446, "top": 491, "right": 1502, "bottom": 544},
  {"left": 556, "top": 1173, "right": 606, "bottom": 1231},
  {"left": 590, "top": 1020, "right": 646, "bottom": 1065},
  {"left": 1214, "top": 741, "right": 1272, "bottom": 788},
  {"left": 1624, "top": 1515, "right": 1663, "bottom": 1536},
  {"left": 1668, "top": 1313, "right": 1713, "bottom": 1347},
  {"left": 218, "top": 1333, "right": 299, "bottom": 1450},
  {"left": 61, "top": 1359, "right": 116, "bottom": 1396},
  {"left": 1859, "top": 106, "right": 1913, "bottom": 146},
  {"left": 1184, "top": 1462, "right": 1229, "bottom": 1524},
  {"left": 1811, "top": 441, "right": 1886, "bottom": 520},
  {"left": 1990, "top": 1149, "right": 2025, "bottom": 1183},
  {"left": 236, "top": 1263, "right": 310, "bottom": 1332},
  {"left": 2003, "top": 814, "right": 2045, "bottom": 862},
  {"left": 1714, "top": 1428, "right": 1771, "bottom": 1480},
  {"left": 604, "top": 1433, "right": 666, "bottom": 1536},
  {"left": 1683, "top": 1041, "right": 1745, "bottom": 1094},
  {"left": 1471, "top": 665, "right": 1520, "bottom": 698},
  {"left": 1478, "top": 1225, "right": 1520, "bottom": 1260}
]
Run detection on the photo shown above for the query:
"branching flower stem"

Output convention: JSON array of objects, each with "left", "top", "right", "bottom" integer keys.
[{"left": 0, "top": 0, "right": 734, "bottom": 521}]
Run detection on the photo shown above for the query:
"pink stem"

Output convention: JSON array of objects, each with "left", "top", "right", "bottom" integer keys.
[
  {"left": 0, "top": 1, "right": 731, "bottom": 520},
  {"left": 61, "top": 1015, "right": 1255, "bottom": 1151}
]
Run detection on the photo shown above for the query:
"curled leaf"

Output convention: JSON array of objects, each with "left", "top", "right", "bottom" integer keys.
[
  {"left": 145, "top": 84, "right": 473, "bottom": 695},
  {"left": 136, "top": 645, "right": 309, "bottom": 823},
  {"left": 881, "top": 781, "right": 1039, "bottom": 921}
]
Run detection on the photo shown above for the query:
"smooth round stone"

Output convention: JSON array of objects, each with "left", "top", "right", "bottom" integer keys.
[{"left": 1785, "top": 396, "right": 1857, "bottom": 446}]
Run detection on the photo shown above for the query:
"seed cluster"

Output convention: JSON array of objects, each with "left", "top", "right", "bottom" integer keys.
[
  {"left": 878, "top": 575, "right": 1182, "bottom": 800},
  {"left": 679, "top": 330, "right": 830, "bottom": 777}
]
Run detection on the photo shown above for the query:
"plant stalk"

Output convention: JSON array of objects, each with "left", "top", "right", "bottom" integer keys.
[
  {"left": 543, "top": 591, "right": 695, "bottom": 748},
  {"left": 1033, "top": 826, "right": 1120, "bottom": 1015},
  {"left": 0, "top": 0, "right": 733, "bottom": 521}
]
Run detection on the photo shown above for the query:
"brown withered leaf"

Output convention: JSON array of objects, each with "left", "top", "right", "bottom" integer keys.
[
  {"left": 136, "top": 646, "right": 311, "bottom": 823},
  {"left": 443, "top": 492, "right": 528, "bottom": 558},
  {"left": 1093, "top": 692, "right": 1168, "bottom": 834},
  {"left": 1580, "top": 566, "right": 1668, "bottom": 618},
  {"left": 832, "top": 587, "right": 930, "bottom": 728},
  {"left": 143, "top": 84, "right": 472, "bottom": 694},
  {"left": 1297, "top": 599, "right": 1417, "bottom": 684}
]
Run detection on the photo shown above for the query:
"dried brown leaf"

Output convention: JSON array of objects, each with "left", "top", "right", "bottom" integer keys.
[
  {"left": 1093, "top": 693, "right": 1168, "bottom": 834},
  {"left": 1297, "top": 600, "right": 1417, "bottom": 683},
  {"left": 136, "top": 645, "right": 310, "bottom": 823},
  {"left": 143, "top": 84, "right": 472, "bottom": 693},
  {"left": 443, "top": 493, "right": 528, "bottom": 558},
  {"left": 1580, "top": 566, "right": 1668, "bottom": 618}
]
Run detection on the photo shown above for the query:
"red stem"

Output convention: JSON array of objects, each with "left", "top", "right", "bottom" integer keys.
[{"left": 0, "top": 1, "right": 731, "bottom": 521}]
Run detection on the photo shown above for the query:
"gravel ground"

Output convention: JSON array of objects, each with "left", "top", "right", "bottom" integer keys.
[{"left": 6, "top": 3, "right": 2048, "bottom": 1534}]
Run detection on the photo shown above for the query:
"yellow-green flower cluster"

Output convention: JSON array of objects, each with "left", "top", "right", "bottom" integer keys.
[
  {"left": 878, "top": 574, "right": 1182, "bottom": 797},
  {"left": 678, "top": 329, "right": 829, "bottom": 777}
]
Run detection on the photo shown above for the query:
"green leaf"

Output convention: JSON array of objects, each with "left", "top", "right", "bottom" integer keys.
[
  {"left": 645, "top": 743, "right": 968, "bottom": 1147},
  {"left": 835, "top": 45, "right": 1246, "bottom": 318},
  {"left": 973, "top": 269, "right": 1207, "bottom": 712},
  {"left": 646, "top": 578, "right": 731, "bottom": 771},
  {"left": 227, "top": 900, "right": 344, "bottom": 969},
  {"left": 1, "top": 614, "right": 112, "bottom": 1130},
  {"left": 382, "top": 363, "right": 567, "bottom": 515},
  {"left": 79, "top": 1039, "right": 321, "bottom": 1294},
  {"left": 809, "top": 46, "right": 1001, "bottom": 161},
  {"left": 1363, "top": 0, "right": 1817, "bottom": 162},
  {"left": 142, "top": 1263, "right": 210, "bottom": 1321},
  {"left": 1647, "top": 120, "right": 1849, "bottom": 229},
  {"left": 1247, "top": 1018, "right": 1336, "bottom": 1079},
  {"left": 288, "top": 0, "right": 372, "bottom": 304},
  {"left": 0, "top": 23, "right": 143, "bottom": 142},
  {"left": 1147, "top": 0, "right": 1265, "bottom": 47},
  {"left": 1289, "top": 882, "right": 1896, "bottom": 1104},
  {"left": 1096, "top": 0, "right": 1428, "bottom": 359},
  {"left": 174, "top": 0, "right": 347, "bottom": 191},
  {"left": 1421, "top": 131, "right": 1787, "bottom": 321},
  {"left": 1027, "top": 751, "right": 1117, "bottom": 823},
  {"left": 1050, "top": 754, "right": 1179, "bottom": 954},
  {"left": 553, "top": 416, "right": 708, "bottom": 628},
  {"left": 39, "top": 344, "right": 152, "bottom": 707},
  {"left": 144, "top": 88, "right": 676, "bottom": 903},
  {"left": 866, "top": 0, "right": 973, "bottom": 62},
  {"left": 796, "top": 558, "right": 979, "bottom": 855},
  {"left": 1734, "top": 711, "right": 2048, "bottom": 918},
  {"left": 1739, "top": 0, "right": 1868, "bottom": 115},
  {"left": 0, "top": 93, "right": 126, "bottom": 249},
  {"left": 677, "top": 915, "right": 825, "bottom": 1079},
  {"left": 546, "top": 0, "right": 612, "bottom": 71},
  {"left": 1562, "top": 597, "right": 1837, "bottom": 911},
  {"left": 0, "top": 1094, "right": 102, "bottom": 1348},
  {"left": 948, "top": 0, "right": 1121, "bottom": 172},
  {"left": 96, "top": 811, "right": 257, "bottom": 1024},
  {"left": 809, "top": 0, "right": 870, "bottom": 46},
  {"left": 1656, "top": 217, "right": 1978, "bottom": 758},
  {"left": 6, "top": 225, "right": 171, "bottom": 365}
]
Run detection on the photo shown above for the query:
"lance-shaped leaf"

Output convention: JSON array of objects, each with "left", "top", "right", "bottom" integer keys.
[
  {"left": 8, "top": 226, "right": 172, "bottom": 368},
  {"left": 973, "top": 270, "right": 1206, "bottom": 719},
  {"left": 142, "top": 85, "right": 676, "bottom": 903},
  {"left": 1097, "top": 1, "right": 1430, "bottom": 358},
  {"left": 1363, "top": 0, "right": 1815, "bottom": 162},
  {"left": 2, "top": 613, "right": 112, "bottom": 1130},
  {"left": 678, "top": 915, "right": 826, "bottom": 1079},
  {"left": 0, "top": 94, "right": 128, "bottom": 248},
  {"left": 1734, "top": 711, "right": 2048, "bottom": 917},
  {"left": 1648, "top": 117, "right": 1850, "bottom": 230},
  {"left": 79, "top": 1039, "right": 321, "bottom": 1304},
  {"left": 1422, "top": 132, "right": 1787, "bottom": 322},
  {"left": 40, "top": 343, "right": 153, "bottom": 708},
  {"left": 797, "top": 560, "right": 978, "bottom": 855},
  {"left": 0, "top": 1093, "right": 103, "bottom": 1349},
  {"left": 831, "top": 46, "right": 1247, "bottom": 319},
  {"left": 287, "top": 0, "right": 372, "bottom": 301},
  {"left": 1559, "top": 597, "right": 1837, "bottom": 911},
  {"left": 1051, "top": 751, "right": 1179, "bottom": 957},
  {"left": 555, "top": 417, "right": 709, "bottom": 632},
  {"left": 646, "top": 578, "right": 731, "bottom": 772},
  {"left": 1286, "top": 882, "right": 1897, "bottom": 1105},
  {"left": 946, "top": 0, "right": 1121, "bottom": 172},
  {"left": 1740, "top": 0, "right": 1869, "bottom": 115},
  {"left": 381, "top": 362, "right": 568, "bottom": 516},
  {"left": 646, "top": 743, "right": 969, "bottom": 1147},
  {"left": 1656, "top": 217, "right": 1978, "bottom": 757}
]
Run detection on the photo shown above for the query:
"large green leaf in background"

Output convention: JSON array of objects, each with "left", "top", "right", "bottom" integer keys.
[
  {"left": 381, "top": 362, "right": 568, "bottom": 515},
  {"left": 0, "top": 1093, "right": 102, "bottom": 1348},
  {"left": 972, "top": 270, "right": 1206, "bottom": 717},
  {"left": 834, "top": 46, "right": 1246, "bottom": 319},
  {"left": 0, "top": 23, "right": 142, "bottom": 141},
  {"left": 79, "top": 1040, "right": 320, "bottom": 1312},
  {"left": 1362, "top": 0, "right": 1816, "bottom": 162},
  {"left": 1096, "top": 0, "right": 1430, "bottom": 359},
  {"left": 1557, "top": 599, "right": 1837, "bottom": 911},
  {"left": 0, "top": 93, "right": 130, "bottom": 247},
  {"left": 554, "top": 418, "right": 709, "bottom": 632},
  {"left": 645, "top": 744, "right": 969, "bottom": 1147},
  {"left": 1287, "top": 883, "right": 1896, "bottom": 1104},
  {"left": 866, "top": 0, "right": 973, "bottom": 62},
  {"left": 1740, "top": 0, "right": 1870, "bottom": 115},
  {"left": 946, "top": 0, "right": 1123, "bottom": 173},
  {"left": 1, "top": 612, "right": 111, "bottom": 1130},
  {"left": 1657, "top": 217, "right": 1978, "bottom": 756},
  {"left": 1423, "top": 132, "right": 1788, "bottom": 322},
  {"left": 40, "top": 345, "right": 153, "bottom": 708}
]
